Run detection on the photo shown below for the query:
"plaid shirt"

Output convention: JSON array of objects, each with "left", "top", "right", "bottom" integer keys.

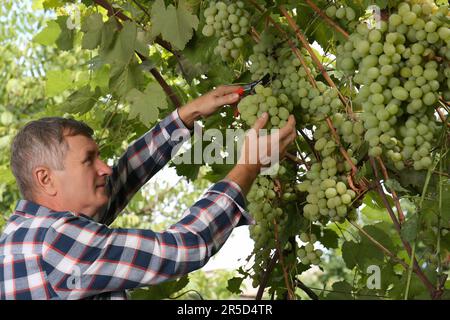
[{"left": 0, "top": 109, "right": 253, "bottom": 300}]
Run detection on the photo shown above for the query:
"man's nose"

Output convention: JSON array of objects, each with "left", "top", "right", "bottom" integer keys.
[{"left": 97, "top": 159, "right": 113, "bottom": 176}]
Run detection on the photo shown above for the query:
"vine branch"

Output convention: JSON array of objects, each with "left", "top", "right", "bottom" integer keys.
[
  {"left": 348, "top": 219, "right": 409, "bottom": 269},
  {"left": 273, "top": 220, "right": 295, "bottom": 299},
  {"left": 294, "top": 278, "right": 319, "bottom": 300},
  {"left": 255, "top": 251, "right": 278, "bottom": 300}
]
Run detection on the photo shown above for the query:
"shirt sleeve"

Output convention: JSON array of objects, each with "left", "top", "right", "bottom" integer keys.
[
  {"left": 41, "top": 180, "right": 254, "bottom": 300},
  {"left": 97, "top": 109, "right": 193, "bottom": 225}
]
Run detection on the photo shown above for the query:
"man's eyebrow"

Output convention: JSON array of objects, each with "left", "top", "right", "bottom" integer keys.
[{"left": 83, "top": 148, "right": 100, "bottom": 160}]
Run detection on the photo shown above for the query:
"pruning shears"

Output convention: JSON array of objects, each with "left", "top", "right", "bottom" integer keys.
[{"left": 232, "top": 73, "right": 273, "bottom": 117}]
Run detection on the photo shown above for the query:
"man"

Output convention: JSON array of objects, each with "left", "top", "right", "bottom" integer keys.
[{"left": 0, "top": 85, "right": 296, "bottom": 299}]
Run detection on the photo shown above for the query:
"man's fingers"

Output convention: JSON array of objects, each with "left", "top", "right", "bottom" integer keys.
[
  {"left": 252, "top": 112, "right": 269, "bottom": 131},
  {"left": 279, "top": 115, "right": 296, "bottom": 138},
  {"left": 215, "top": 92, "right": 240, "bottom": 106},
  {"left": 214, "top": 85, "right": 243, "bottom": 96}
]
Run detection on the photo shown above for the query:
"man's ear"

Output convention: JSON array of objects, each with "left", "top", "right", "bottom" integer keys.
[{"left": 33, "top": 166, "right": 57, "bottom": 197}]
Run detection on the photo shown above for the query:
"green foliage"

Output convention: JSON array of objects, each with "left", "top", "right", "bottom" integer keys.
[
  {"left": 33, "top": 20, "right": 61, "bottom": 46},
  {"left": 131, "top": 276, "right": 189, "bottom": 300},
  {"left": 151, "top": 0, "right": 199, "bottom": 50},
  {"left": 127, "top": 82, "right": 168, "bottom": 124}
]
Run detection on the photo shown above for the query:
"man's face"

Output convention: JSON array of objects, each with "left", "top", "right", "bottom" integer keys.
[{"left": 52, "top": 134, "right": 112, "bottom": 217}]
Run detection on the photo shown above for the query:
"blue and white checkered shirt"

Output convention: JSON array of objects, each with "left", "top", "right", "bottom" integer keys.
[{"left": 0, "top": 109, "right": 253, "bottom": 300}]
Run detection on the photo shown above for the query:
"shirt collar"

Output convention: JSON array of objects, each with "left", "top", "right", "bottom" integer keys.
[
  {"left": 14, "top": 199, "right": 93, "bottom": 220},
  {"left": 15, "top": 199, "right": 54, "bottom": 216}
]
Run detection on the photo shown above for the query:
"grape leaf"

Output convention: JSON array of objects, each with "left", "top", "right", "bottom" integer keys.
[
  {"left": 55, "top": 16, "right": 75, "bottom": 51},
  {"left": 61, "top": 86, "right": 100, "bottom": 115},
  {"left": 326, "top": 281, "right": 353, "bottom": 300},
  {"left": 102, "top": 21, "right": 137, "bottom": 66},
  {"left": 361, "top": 223, "right": 396, "bottom": 252},
  {"left": 151, "top": 0, "right": 199, "bottom": 50},
  {"left": 342, "top": 240, "right": 359, "bottom": 269},
  {"left": 313, "top": 21, "right": 333, "bottom": 53},
  {"left": 91, "top": 64, "right": 111, "bottom": 93},
  {"left": 204, "top": 163, "right": 234, "bottom": 182},
  {"left": 227, "top": 277, "right": 245, "bottom": 294},
  {"left": 46, "top": 69, "right": 73, "bottom": 97},
  {"left": 384, "top": 179, "right": 410, "bottom": 193},
  {"left": 127, "top": 82, "right": 168, "bottom": 124},
  {"left": 130, "top": 275, "right": 189, "bottom": 299},
  {"left": 319, "top": 228, "right": 339, "bottom": 249},
  {"left": 172, "top": 161, "right": 201, "bottom": 181},
  {"left": 81, "top": 13, "right": 103, "bottom": 50},
  {"left": 401, "top": 212, "right": 418, "bottom": 243},
  {"left": 109, "top": 63, "right": 144, "bottom": 98},
  {"left": 150, "top": 0, "right": 166, "bottom": 38},
  {"left": 135, "top": 29, "right": 154, "bottom": 57},
  {"left": 100, "top": 18, "right": 119, "bottom": 54},
  {"left": 33, "top": 20, "right": 61, "bottom": 46}
]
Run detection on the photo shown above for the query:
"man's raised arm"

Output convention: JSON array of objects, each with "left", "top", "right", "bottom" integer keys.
[{"left": 97, "top": 86, "right": 241, "bottom": 225}]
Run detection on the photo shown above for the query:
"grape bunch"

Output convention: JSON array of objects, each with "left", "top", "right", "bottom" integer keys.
[
  {"left": 249, "top": 30, "right": 318, "bottom": 107},
  {"left": 297, "top": 161, "right": 357, "bottom": 223},
  {"left": 325, "top": 4, "right": 358, "bottom": 31},
  {"left": 276, "top": 48, "right": 317, "bottom": 104},
  {"left": 201, "top": 1, "right": 250, "bottom": 62},
  {"left": 395, "top": 114, "right": 439, "bottom": 170},
  {"left": 248, "top": 32, "right": 280, "bottom": 81},
  {"left": 326, "top": 4, "right": 356, "bottom": 21},
  {"left": 298, "top": 81, "right": 345, "bottom": 121},
  {"left": 334, "top": 113, "right": 365, "bottom": 147},
  {"left": 247, "top": 176, "right": 288, "bottom": 282},
  {"left": 295, "top": 116, "right": 360, "bottom": 223},
  {"left": 336, "top": 1, "right": 449, "bottom": 170},
  {"left": 296, "top": 233, "right": 323, "bottom": 266},
  {"left": 237, "top": 84, "right": 293, "bottom": 129}
]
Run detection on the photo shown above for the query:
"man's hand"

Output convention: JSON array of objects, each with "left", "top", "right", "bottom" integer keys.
[
  {"left": 226, "top": 112, "right": 297, "bottom": 195},
  {"left": 178, "top": 85, "right": 241, "bottom": 128}
]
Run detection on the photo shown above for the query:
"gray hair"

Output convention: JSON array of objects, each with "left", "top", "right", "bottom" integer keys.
[{"left": 10, "top": 117, "right": 94, "bottom": 200}]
